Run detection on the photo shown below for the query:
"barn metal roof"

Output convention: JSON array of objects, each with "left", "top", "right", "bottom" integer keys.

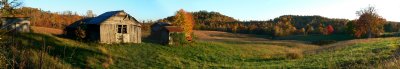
[
  {"left": 165, "top": 26, "right": 183, "bottom": 32},
  {"left": 86, "top": 10, "right": 140, "bottom": 25}
]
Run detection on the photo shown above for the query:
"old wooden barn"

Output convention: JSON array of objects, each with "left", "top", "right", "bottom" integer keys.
[
  {"left": 85, "top": 10, "right": 141, "bottom": 44},
  {"left": 0, "top": 17, "right": 31, "bottom": 32},
  {"left": 149, "top": 22, "right": 183, "bottom": 45}
]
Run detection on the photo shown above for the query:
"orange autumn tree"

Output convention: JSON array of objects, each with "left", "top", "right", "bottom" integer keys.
[
  {"left": 173, "top": 9, "right": 195, "bottom": 41},
  {"left": 354, "top": 6, "right": 386, "bottom": 38}
]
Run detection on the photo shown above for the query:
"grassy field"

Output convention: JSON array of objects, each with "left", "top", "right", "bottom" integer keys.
[{"left": 0, "top": 30, "right": 400, "bottom": 68}]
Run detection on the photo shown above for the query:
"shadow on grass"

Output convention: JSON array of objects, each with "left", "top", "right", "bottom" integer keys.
[{"left": 16, "top": 33, "right": 106, "bottom": 68}]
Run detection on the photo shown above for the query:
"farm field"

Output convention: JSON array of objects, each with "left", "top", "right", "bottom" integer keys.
[
  {"left": 1, "top": 29, "right": 399, "bottom": 68},
  {"left": 1, "top": 0, "right": 400, "bottom": 68}
]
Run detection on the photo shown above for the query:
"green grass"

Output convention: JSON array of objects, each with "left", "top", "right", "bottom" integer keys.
[
  {"left": 0, "top": 33, "right": 109, "bottom": 68},
  {"left": 1, "top": 32, "right": 400, "bottom": 68},
  {"left": 104, "top": 38, "right": 399, "bottom": 68},
  {"left": 290, "top": 38, "right": 400, "bottom": 68},
  {"left": 276, "top": 34, "right": 354, "bottom": 41}
]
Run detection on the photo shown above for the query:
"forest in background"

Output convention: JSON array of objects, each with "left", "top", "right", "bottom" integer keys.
[
  {"left": 8, "top": 7, "right": 84, "bottom": 29},
  {"left": 154, "top": 10, "right": 400, "bottom": 37},
  {"left": 4, "top": 6, "right": 399, "bottom": 38}
]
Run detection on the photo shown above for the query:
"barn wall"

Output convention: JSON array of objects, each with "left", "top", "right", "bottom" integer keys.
[
  {"left": 99, "top": 12, "right": 141, "bottom": 43},
  {"left": 129, "top": 24, "right": 136, "bottom": 43},
  {"left": 137, "top": 25, "right": 141, "bottom": 43},
  {"left": 100, "top": 24, "right": 116, "bottom": 43}
]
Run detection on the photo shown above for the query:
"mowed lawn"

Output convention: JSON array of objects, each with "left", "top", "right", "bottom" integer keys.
[{"left": 1, "top": 29, "right": 400, "bottom": 68}]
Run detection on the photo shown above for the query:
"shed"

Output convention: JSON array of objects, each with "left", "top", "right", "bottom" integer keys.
[
  {"left": 0, "top": 17, "right": 30, "bottom": 32},
  {"left": 149, "top": 22, "right": 183, "bottom": 45},
  {"left": 85, "top": 10, "right": 141, "bottom": 44}
]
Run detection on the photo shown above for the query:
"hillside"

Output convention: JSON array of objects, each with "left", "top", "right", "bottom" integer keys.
[
  {"left": 1, "top": 31, "right": 399, "bottom": 68},
  {"left": 160, "top": 10, "right": 238, "bottom": 23},
  {"left": 272, "top": 15, "right": 350, "bottom": 29},
  {"left": 31, "top": 26, "right": 64, "bottom": 35},
  {"left": 12, "top": 7, "right": 84, "bottom": 29}
]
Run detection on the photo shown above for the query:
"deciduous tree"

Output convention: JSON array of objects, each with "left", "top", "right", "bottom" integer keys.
[
  {"left": 305, "top": 24, "right": 314, "bottom": 35},
  {"left": 0, "top": 0, "right": 22, "bottom": 16},
  {"left": 326, "top": 25, "right": 334, "bottom": 34},
  {"left": 273, "top": 16, "right": 296, "bottom": 36},
  {"left": 354, "top": 6, "right": 386, "bottom": 38},
  {"left": 173, "top": 9, "right": 195, "bottom": 41}
]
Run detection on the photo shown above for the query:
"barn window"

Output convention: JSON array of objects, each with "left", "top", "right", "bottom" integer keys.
[
  {"left": 123, "top": 25, "right": 127, "bottom": 33},
  {"left": 117, "top": 25, "right": 127, "bottom": 34}
]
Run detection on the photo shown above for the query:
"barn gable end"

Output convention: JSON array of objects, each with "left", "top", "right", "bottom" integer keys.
[{"left": 86, "top": 10, "right": 141, "bottom": 44}]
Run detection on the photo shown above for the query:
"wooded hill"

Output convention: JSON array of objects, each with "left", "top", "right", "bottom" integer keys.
[
  {"left": 6, "top": 7, "right": 400, "bottom": 37},
  {"left": 10, "top": 7, "right": 84, "bottom": 29},
  {"left": 159, "top": 11, "right": 400, "bottom": 36}
]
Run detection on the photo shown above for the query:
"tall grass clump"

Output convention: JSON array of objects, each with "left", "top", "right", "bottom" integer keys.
[
  {"left": 0, "top": 45, "right": 7, "bottom": 69},
  {"left": 170, "top": 33, "right": 190, "bottom": 46},
  {"left": 286, "top": 49, "right": 303, "bottom": 59}
]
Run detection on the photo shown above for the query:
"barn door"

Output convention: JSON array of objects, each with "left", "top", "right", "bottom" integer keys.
[{"left": 116, "top": 25, "right": 130, "bottom": 43}]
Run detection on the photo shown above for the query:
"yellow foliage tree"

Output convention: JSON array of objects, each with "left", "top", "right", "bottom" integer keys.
[
  {"left": 173, "top": 9, "right": 195, "bottom": 41},
  {"left": 273, "top": 16, "right": 296, "bottom": 36}
]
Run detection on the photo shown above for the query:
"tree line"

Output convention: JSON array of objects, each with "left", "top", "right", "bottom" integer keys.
[
  {"left": 10, "top": 7, "right": 84, "bottom": 29},
  {"left": 156, "top": 6, "right": 400, "bottom": 38}
]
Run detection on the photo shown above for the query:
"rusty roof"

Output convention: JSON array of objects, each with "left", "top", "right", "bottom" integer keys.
[{"left": 165, "top": 26, "right": 183, "bottom": 32}]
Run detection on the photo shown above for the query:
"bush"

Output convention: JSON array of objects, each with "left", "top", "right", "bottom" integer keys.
[
  {"left": 286, "top": 50, "right": 303, "bottom": 59},
  {"left": 0, "top": 51, "right": 6, "bottom": 68},
  {"left": 170, "top": 33, "right": 190, "bottom": 46},
  {"left": 75, "top": 22, "right": 87, "bottom": 40},
  {"left": 286, "top": 52, "right": 303, "bottom": 59}
]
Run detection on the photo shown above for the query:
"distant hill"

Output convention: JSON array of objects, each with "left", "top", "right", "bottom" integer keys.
[
  {"left": 159, "top": 11, "right": 400, "bottom": 35},
  {"left": 192, "top": 10, "right": 238, "bottom": 23},
  {"left": 159, "top": 10, "right": 238, "bottom": 24},
  {"left": 272, "top": 15, "right": 350, "bottom": 29},
  {"left": 10, "top": 7, "right": 84, "bottom": 29}
]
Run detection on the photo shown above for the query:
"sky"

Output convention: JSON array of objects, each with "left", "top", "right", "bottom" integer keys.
[{"left": 24, "top": 0, "right": 400, "bottom": 22}]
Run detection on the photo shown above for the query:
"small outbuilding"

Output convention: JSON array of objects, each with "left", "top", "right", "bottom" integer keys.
[
  {"left": 0, "top": 17, "right": 30, "bottom": 32},
  {"left": 150, "top": 22, "right": 183, "bottom": 45},
  {"left": 85, "top": 10, "right": 142, "bottom": 44}
]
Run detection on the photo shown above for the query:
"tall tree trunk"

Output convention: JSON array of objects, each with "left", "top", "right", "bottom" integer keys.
[{"left": 368, "top": 28, "right": 372, "bottom": 38}]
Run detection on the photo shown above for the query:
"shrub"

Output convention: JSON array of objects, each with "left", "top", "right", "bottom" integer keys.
[
  {"left": 0, "top": 52, "right": 6, "bottom": 68},
  {"left": 75, "top": 22, "right": 87, "bottom": 40},
  {"left": 286, "top": 49, "right": 303, "bottom": 59},
  {"left": 327, "top": 25, "right": 334, "bottom": 34},
  {"left": 170, "top": 33, "right": 190, "bottom": 46},
  {"left": 286, "top": 52, "right": 303, "bottom": 59}
]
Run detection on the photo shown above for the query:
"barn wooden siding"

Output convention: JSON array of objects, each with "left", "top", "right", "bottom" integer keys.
[{"left": 98, "top": 12, "right": 141, "bottom": 44}]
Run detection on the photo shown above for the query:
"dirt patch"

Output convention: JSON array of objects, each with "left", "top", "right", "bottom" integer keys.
[
  {"left": 194, "top": 30, "right": 269, "bottom": 41},
  {"left": 194, "top": 30, "right": 320, "bottom": 50},
  {"left": 31, "top": 26, "right": 64, "bottom": 35}
]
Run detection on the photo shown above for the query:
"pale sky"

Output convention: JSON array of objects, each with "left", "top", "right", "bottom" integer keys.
[{"left": 24, "top": 0, "right": 400, "bottom": 22}]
